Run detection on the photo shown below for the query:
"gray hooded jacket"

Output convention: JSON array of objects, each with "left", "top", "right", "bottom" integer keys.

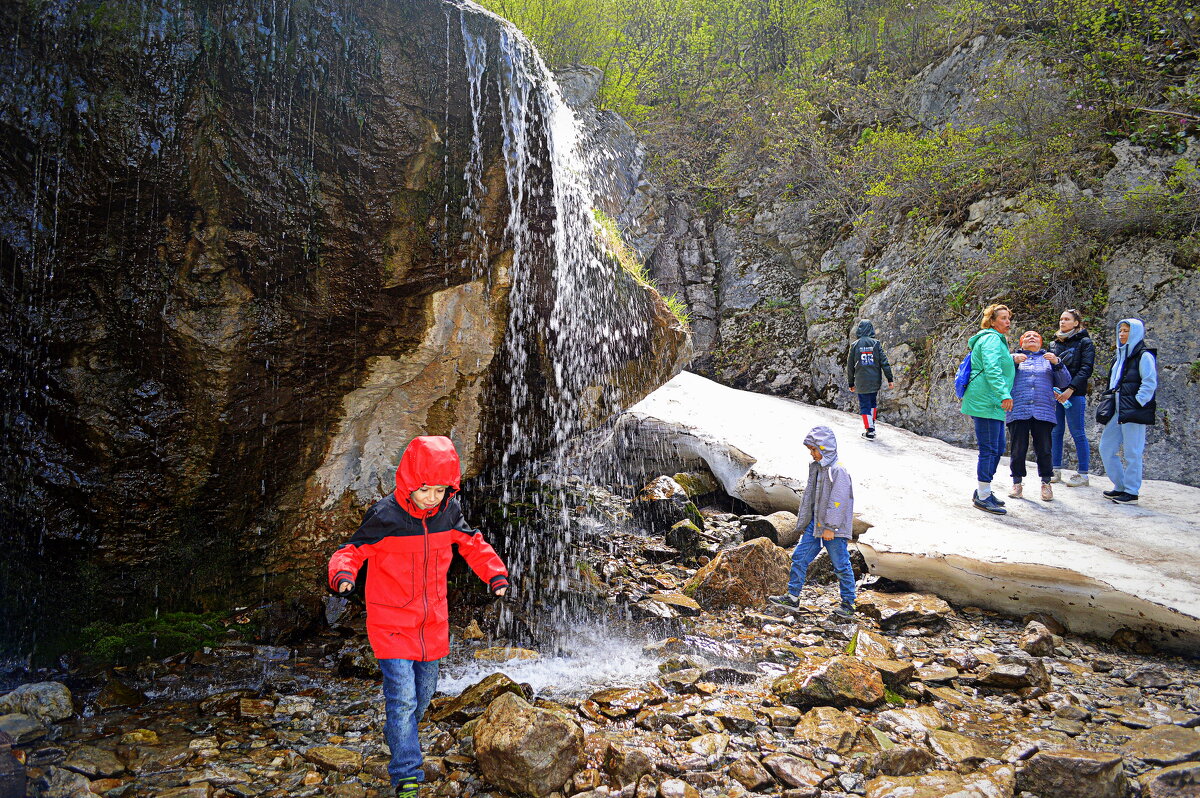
[
  {"left": 794, "top": 426, "right": 855, "bottom": 539},
  {"left": 846, "top": 319, "right": 894, "bottom": 394}
]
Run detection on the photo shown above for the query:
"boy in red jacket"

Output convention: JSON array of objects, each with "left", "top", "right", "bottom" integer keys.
[{"left": 328, "top": 436, "right": 508, "bottom": 798}]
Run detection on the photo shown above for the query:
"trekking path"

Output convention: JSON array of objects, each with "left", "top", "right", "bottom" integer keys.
[{"left": 621, "top": 371, "right": 1200, "bottom": 655}]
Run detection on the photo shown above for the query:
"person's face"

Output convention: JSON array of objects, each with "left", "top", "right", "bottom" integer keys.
[
  {"left": 1019, "top": 331, "right": 1042, "bottom": 352},
  {"left": 806, "top": 444, "right": 823, "bottom": 462},
  {"left": 992, "top": 309, "right": 1011, "bottom": 334},
  {"left": 1059, "top": 311, "right": 1079, "bottom": 333},
  {"left": 411, "top": 484, "right": 448, "bottom": 509},
  {"left": 1119, "top": 323, "right": 1130, "bottom": 345}
]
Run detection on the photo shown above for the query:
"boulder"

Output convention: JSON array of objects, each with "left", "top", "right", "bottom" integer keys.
[
  {"left": 873, "top": 707, "right": 947, "bottom": 737},
  {"left": 852, "top": 629, "right": 897, "bottom": 660},
  {"left": 92, "top": 671, "right": 146, "bottom": 711},
  {"left": 772, "top": 655, "right": 885, "bottom": 708},
  {"left": 647, "top": 593, "right": 701, "bottom": 617},
  {"left": 27, "top": 766, "right": 94, "bottom": 798},
  {"left": 740, "top": 512, "right": 800, "bottom": 547},
  {"left": 0, "top": 713, "right": 46, "bottom": 744},
  {"left": 728, "top": 755, "right": 774, "bottom": 790},
  {"left": 473, "top": 692, "right": 585, "bottom": 798},
  {"left": 794, "top": 707, "right": 863, "bottom": 753},
  {"left": 858, "top": 592, "right": 952, "bottom": 630},
  {"left": 0, "top": 682, "right": 73, "bottom": 723},
  {"left": 665, "top": 520, "right": 702, "bottom": 559},
  {"left": 762, "top": 755, "right": 825, "bottom": 789},
  {"left": 683, "top": 537, "right": 789, "bottom": 610},
  {"left": 1015, "top": 749, "right": 1126, "bottom": 798},
  {"left": 604, "top": 743, "right": 653, "bottom": 787},
  {"left": 671, "top": 471, "right": 720, "bottom": 499},
  {"left": 1124, "top": 725, "right": 1200, "bottom": 766},
  {"left": 633, "top": 477, "right": 694, "bottom": 533},
  {"left": 1020, "top": 621, "right": 1059, "bottom": 657},
  {"left": 430, "top": 672, "right": 524, "bottom": 724},
  {"left": 976, "top": 656, "right": 1051, "bottom": 692},
  {"left": 62, "top": 745, "right": 124, "bottom": 778},
  {"left": 871, "top": 745, "right": 936, "bottom": 777},
  {"left": 866, "top": 658, "right": 916, "bottom": 688},
  {"left": 1143, "top": 762, "right": 1200, "bottom": 797},
  {"left": 866, "top": 764, "right": 1015, "bottom": 798}
]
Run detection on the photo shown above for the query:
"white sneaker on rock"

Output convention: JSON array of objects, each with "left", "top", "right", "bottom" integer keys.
[
  {"left": 1066, "top": 473, "right": 1089, "bottom": 487},
  {"left": 1050, "top": 469, "right": 1062, "bottom": 483}
]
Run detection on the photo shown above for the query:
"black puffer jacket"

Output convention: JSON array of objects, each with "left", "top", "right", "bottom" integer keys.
[
  {"left": 1049, "top": 328, "right": 1095, "bottom": 395},
  {"left": 846, "top": 319, "right": 894, "bottom": 394}
]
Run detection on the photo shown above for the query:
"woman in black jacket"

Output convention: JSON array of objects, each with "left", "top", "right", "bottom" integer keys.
[{"left": 1048, "top": 308, "right": 1095, "bottom": 486}]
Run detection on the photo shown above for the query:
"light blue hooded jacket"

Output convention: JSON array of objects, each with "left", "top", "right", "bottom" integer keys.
[
  {"left": 794, "top": 426, "right": 855, "bottom": 539},
  {"left": 1108, "top": 318, "right": 1157, "bottom": 406}
]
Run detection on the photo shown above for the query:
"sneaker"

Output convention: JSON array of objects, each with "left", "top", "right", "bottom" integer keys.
[
  {"left": 1103, "top": 488, "right": 1123, "bottom": 498},
  {"left": 1008, "top": 484, "right": 1023, "bottom": 499},
  {"left": 1041, "top": 482, "right": 1053, "bottom": 502},
  {"left": 396, "top": 782, "right": 419, "bottom": 798},
  {"left": 866, "top": 428, "right": 876, "bottom": 439},
  {"left": 833, "top": 603, "right": 855, "bottom": 619},
  {"left": 1065, "top": 473, "right": 1089, "bottom": 487},
  {"left": 769, "top": 593, "right": 800, "bottom": 608},
  {"left": 973, "top": 491, "right": 1007, "bottom": 515},
  {"left": 1050, "top": 469, "right": 1062, "bottom": 483},
  {"left": 1111, "top": 492, "right": 1139, "bottom": 504}
]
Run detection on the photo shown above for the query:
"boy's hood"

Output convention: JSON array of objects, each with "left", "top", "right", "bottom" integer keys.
[
  {"left": 855, "top": 319, "right": 876, "bottom": 338},
  {"left": 394, "top": 435, "right": 462, "bottom": 516},
  {"left": 804, "top": 425, "right": 839, "bottom": 468},
  {"left": 1116, "top": 318, "right": 1146, "bottom": 354}
]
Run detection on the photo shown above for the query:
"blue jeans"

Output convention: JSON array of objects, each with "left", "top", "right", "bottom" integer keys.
[
  {"left": 787, "top": 520, "right": 856, "bottom": 606},
  {"left": 380, "top": 657, "right": 440, "bottom": 786},
  {"left": 1099, "top": 419, "right": 1147, "bottom": 496},
  {"left": 1052, "top": 395, "right": 1089, "bottom": 473},
  {"left": 857, "top": 392, "right": 878, "bottom": 417},
  {"left": 972, "top": 416, "right": 1006, "bottom": 483}
]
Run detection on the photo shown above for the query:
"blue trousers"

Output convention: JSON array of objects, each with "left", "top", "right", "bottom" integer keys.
[
  {"left": 1052, "top": 395, "right": 1089, "bottom": 473},
  {"left": 857, "top": 392, "right": 878, "bottom": 417},
  {"left": 380, "top": 657, "right": 440, "bottom": 786},
  {"left": 1099, "top": 419, "right": 1147, "bottom": 496},
  {"left": 972, "top": 416, "right": 1007, "bottom": 483},
  {"left": 787, "top": 520, "right": 856, "bottom": 605}
]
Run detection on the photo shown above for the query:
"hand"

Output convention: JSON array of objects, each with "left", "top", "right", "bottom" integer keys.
[
  {"left": 1057, "top": 387, "right": 1074, "bottom": 403},
  {"left": 1013, "top": 353, "right": 1028, "bottom": 364},
  {"left": 887, "top": 382, "right": 894, "bottom": 390},
  {"left": 1045, "top": 352, "right": 1060, "bottom": 365},
  {"left": 338, "top": 580, "right": 354, "bottom": 593},
  {"left": 494, "top": 587, "right": 507, "bottom": 597},
  {"left": 1001, "top": 398, "right": 1013, "bottom": 411},
  {"left": 849, "top": 386, "right": 855, "bottom": 393},
  {"left": 821, "top": 528, "right": 835, "bottom": 541}
]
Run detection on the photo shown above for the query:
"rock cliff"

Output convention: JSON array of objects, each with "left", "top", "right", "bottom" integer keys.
[{"left": 0, "top": 0, "right": 687, "bottom": 658}]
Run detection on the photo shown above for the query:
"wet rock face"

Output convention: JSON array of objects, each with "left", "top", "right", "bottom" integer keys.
[{"left": 0, "top": 0, "right": 686, "bottom": 656}]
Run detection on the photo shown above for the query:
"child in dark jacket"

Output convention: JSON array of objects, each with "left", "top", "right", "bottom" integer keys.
[
  {"left": 328, "top": 436, "right": 508, "bottom": 798},
  {"left": 846, "top": 319, "right": 895, "bottom": 439}
]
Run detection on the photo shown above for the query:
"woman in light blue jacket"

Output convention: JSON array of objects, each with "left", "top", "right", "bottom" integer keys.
[{"left": 1099, "top": 318, "right": 1157, "bottom": 505}]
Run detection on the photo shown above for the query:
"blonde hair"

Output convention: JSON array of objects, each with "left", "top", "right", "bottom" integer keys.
[{"left": 980, "top": 303, "right": 1011, "bottom": 330}]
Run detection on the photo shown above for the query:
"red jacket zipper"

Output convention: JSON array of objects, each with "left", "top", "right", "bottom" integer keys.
[{"left": 420, "top": 516, "right": 429, "bottom": 661}]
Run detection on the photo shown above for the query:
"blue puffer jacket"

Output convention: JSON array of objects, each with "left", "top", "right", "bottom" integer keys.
[{"left": 1006, "top": 350, "right": 1071, "bottom": 424}]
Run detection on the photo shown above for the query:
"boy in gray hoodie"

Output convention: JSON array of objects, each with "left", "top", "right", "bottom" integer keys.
[{"left": 769, "top": 426, "right": 857, "bottom": 618}]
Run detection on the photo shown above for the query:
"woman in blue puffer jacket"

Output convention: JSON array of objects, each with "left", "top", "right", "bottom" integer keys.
[{"left": 1008, "top": 330, "right": 1071, "bottom": 501}]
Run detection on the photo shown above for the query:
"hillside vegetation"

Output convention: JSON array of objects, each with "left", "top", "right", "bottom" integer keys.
[{"left": 482, "top": 0, "right": 1200, "bottom": 324}]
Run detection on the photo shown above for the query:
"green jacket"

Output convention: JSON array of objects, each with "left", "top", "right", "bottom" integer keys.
[{"left": 960, "top": 328, "right": 1015, "bottom": 421}]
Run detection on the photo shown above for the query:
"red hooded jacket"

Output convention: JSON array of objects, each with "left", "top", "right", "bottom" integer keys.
[{"left": 327, "top": 436, "right": 508, "bottom": 660}]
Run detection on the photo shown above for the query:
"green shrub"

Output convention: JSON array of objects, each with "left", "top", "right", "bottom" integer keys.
[{"left": 78, "top": 611, "right": 225, "bottom": 665}]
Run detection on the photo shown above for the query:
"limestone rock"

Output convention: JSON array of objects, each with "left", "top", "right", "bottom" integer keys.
[
  {"left": 1016, "top": 749, "right": 1127, "bottom": 798},
  {"left": 852, "top": 629, "right": 897, "bottom": 661},
  {"left": 976, "top": 656, "right": 1051, "bottom": 692},
  {"left": 683, "top": 537, "right": 789, "bottom": 610},
  {"left": 740, "top": 512, "right": 800, "bottom": 548},
  {"left": 1143, "top": 761, "right": 1200, "bottom": 797},
  {"left": 605, "top": 743, "right": 653, "bottom": 786},
  {"left": 1020, "top": 621, "right": 1060, "bottom": 657},
  {"left": 728, "top": 754, "right": 774, "bottom": 790},
  {"left": 794, "top": 706, "right": 863, "bottom": 752},
  {"left": 928, "top": 730, "right": 998, "bottom": 764},
  {"left": 1124, "top": 724, "right": 1200, "bottom": 765},
  {"left": 866, "top": 764, "right": 1015, "bottom": 798},
  {"left": 772, "top": 655, "right": 885, "bottom": 708},
  {"left": 474, "top": 692, "right": 585, "bottom": 798},
  {"left": 762, "top": 754, "right": 825, "bottom": 789},
  {"left": 648, "top": 593, "right": 701, "bottom": 617},
  {"left": 858, "top": 592, "right": 952, "bottom": 630},
  {"left": 871, "top": 745, "right": 936, "bottom": 777},
  {"left": 0, "top": 682, "right": 73, "bottom": 722},
  {"left": 430, "top": 672, "right": 524, "bottom": 724}
]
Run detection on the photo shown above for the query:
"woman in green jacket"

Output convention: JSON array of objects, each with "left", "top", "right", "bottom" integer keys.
[{"left": 961, "top": 304, "right": 1016, "bottom": 514}]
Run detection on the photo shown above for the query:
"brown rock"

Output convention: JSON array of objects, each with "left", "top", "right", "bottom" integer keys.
[
  {"left": 728, "top": 755, "right": 774, "bottom": 790},
  {"left": 1143, "top": 761, "right": 1200, "bottom": 797},
  {"left": 473, "top": 646, "right": 540, "bottom": 662},
  {"left": 463, "top": 620, "right": 486, "bottom": 640},
  {"left": 866, "top": 658, "right": 916, "bottom": 687},
  {"left": 683, "top": 538, "right": 789, "bottom": 610},
  {"left": 873, "top": 707, "right": 946, "bottom": 736},
  {"left": 658, "top": 776, "right": 700, "bottom": 798},
  {"left": 794, "top": 707, "right": 862, "bottom": 753},
  {"left": 93, "top": 672, "right": 145, "bottom": 711},
  {"left": 648, "top": 593, "right": 702, "bottom": 617},
  {"left": 1020, "top": 621, "right": 1059, "bottom": 657},
  {"left": 866, "top": 764, "right": 1014, "bottom": 797},
  {"left": 1023, "top": 612, "right": 1067, "bottom": 635},
  {"left": 762, "top": 754, "right": 825, "bottom": 788},
  {"left": 759, "top": 706, "right": 803, "bottom": 728},
  {"left": 1016, "top": 749, "right": 1126, "bottom": 798},
  {"left": 927, "top": 730, "right": 998, "bottom": 764},
  {"left": 238, "top": 697, "right": 275, "bottom": 717},
  {"left": 605, "top": 743, "right": 653, "bottom": 787},
  {"left": 430, "top": 672, "right": 523, "bottom": 723},
  {"left": 63, "top": 745, "right": 124, "bottom": 778},
  {"left": 152, "top": 785, "right": 212, "bottom": 798},
  {"left": 871, "top": 745, "right": 936, "bottom": 777},
  {"left": 772, "top": 655, "right": 885, "bottom": 708},
  {"left": 857, "top": 592, "right": 952, "bottom": 630},
  {"left": 474, "top": 692, "right": 584, "bottom": 798},
  {"left": 303, "top": 746, "right": 362, "bottom": 773},
  {"left": 852, "top": 629, "right": 897, "bottom": 660},
  {"left": 1124, "top": 725, "right": 1200, "bottom": 765},
  {"left": 976, "top": 656, "right": 1051, "bottom": 691}
]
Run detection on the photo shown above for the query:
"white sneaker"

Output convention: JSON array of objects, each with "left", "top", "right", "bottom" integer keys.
[
  {"left": 1065, "top": 473, "right": 1089, "bottom": 487},
  {"left": 1008, "top": 484, "right": 1023, "bottom": 499},
  {"left": 1050, "top": 469, "right": 1062, "bottom": 483}
]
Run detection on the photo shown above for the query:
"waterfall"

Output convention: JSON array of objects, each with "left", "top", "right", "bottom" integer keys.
[{"left": 455, "top": 2, "right": 656, "bottom": 640}]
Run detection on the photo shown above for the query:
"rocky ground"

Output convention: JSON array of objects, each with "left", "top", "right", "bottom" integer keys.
[{"left": 3, "top": 475, "right": 1199, "bottom": 798}]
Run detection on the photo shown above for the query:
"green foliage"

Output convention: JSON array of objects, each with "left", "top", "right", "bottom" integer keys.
[
  {"left": 78, "top": 611, "right": 225, "bottom": 666},
  {"left": 1190, "top": 360, "right": 1200, "bottom": 382},
  {"left": 883, "top": 687, "right": 906, "bottom": 705},
  {"left": 593, "top": 208, "right": 691, "bottom": 327},
  {"left": 663, "top": 294, "right": 692, "bottom": 325}
]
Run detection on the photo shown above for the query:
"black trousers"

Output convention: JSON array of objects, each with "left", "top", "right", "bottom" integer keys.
[{"left": 1008, "top": 418, "right": 1055, "bottom": 483}]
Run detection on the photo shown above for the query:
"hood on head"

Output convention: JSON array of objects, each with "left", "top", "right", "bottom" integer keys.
[
  {"left": 394, "top": 435, "right": 462, "bottom": 515},
  {"left": 856, "top": 319, "right": 876, "bottom": 338},
  {"left": 1116, "top": 318, "right": 1145, "bottom": 352},
  {"left": 803, "top": 425, "right": 839, "bottom": 468}
]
